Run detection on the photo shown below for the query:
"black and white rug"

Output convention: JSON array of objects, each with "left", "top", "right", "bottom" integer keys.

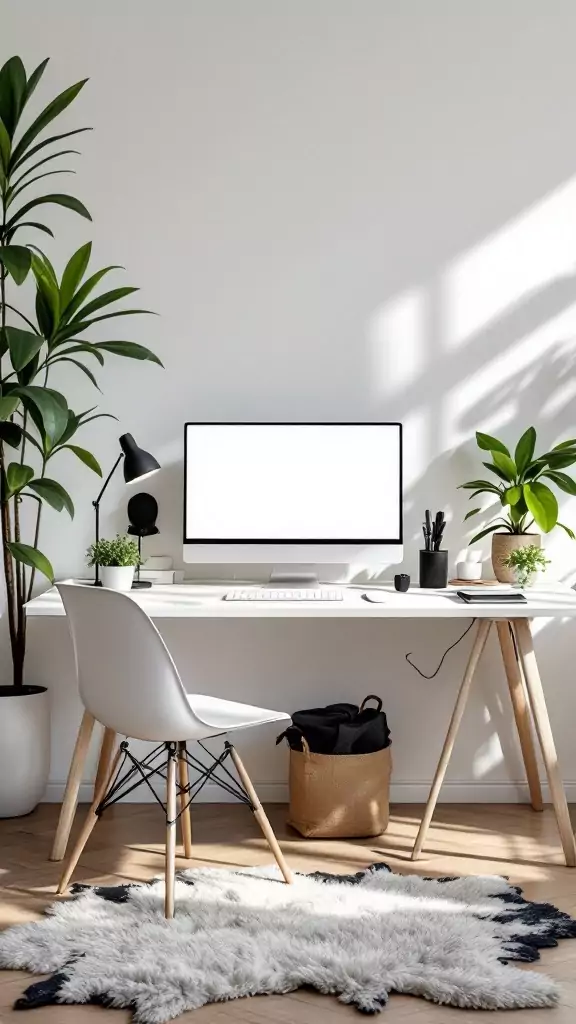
[{"left": 1, "top": 863, "right": 575, "bottom": 1022}]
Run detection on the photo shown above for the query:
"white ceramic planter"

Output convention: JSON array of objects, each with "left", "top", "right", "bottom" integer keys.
[
  {"left": 0, "top": 686, "right": 50, "bottom": 817},
  {"left": 100, "top": 566, "right": 135, "bottom": 591}
]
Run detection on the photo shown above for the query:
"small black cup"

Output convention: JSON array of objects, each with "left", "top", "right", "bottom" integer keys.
[
  {"left": 419, "top": 550, "right": 448, "bottom": 589},
  {"left": 394, "top": 573, "right": 410, "bottom": 592}
]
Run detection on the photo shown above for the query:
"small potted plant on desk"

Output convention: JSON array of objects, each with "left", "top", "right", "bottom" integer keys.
[
  {"left": 459, "top": 428, "right": 575, "bottom": 582},
  {"left": 87, "top": 535, "right": 142, "bottom": 591},
  {"left": 502, "top": 545, "right": 551, "bottom": 589}
]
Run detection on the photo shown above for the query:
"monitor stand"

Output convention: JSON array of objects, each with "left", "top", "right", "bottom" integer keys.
[{"left": 265, "top": 565, "right": 320, "bottom": 588}]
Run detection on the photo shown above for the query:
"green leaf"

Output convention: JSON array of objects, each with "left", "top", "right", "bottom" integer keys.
[
  {"left": 468, "top": 524, "right": 506, "bottom": 544},
  {"left": 8, "top": 220, "right": 54, "bottom": 239},
  {"left": 55, "top": 309, "right": 153, "bottom": 343},
  {"left": 10, "top": 126, "right": 92, "bottom": 175},
  {"left": 523, "top": 481, "right": 558, "bottom": 533},
  {"left": 10, "top": 149, "right": 80, "bottom": 191},
  {"left": 0, "top": 116, "right": 11, "bottom": 172},
  {"left": 59, "top": 343, "right": 104, "bottom": 366},
  {"left": 5, "top": 462, "right": 34, "bottom": 495},
  {"left": 0, "top": 244, "right": 31, "bottom": 284},
  {"left": 95, "top": 340, "right": 163, "bottom": 367},
  {"left": 52, "top": 410, "right": 79, "bottom": 446},
  {"left": 0, "top": 421, "right": 22, "bottom": 448},
  {"left": 552, "top": 438, "right": 576, "bottom": 451},
  {"left": 545, "top": 452, "right": 576, "bottom": 470},
  {"left": 59, "top": 242, "right": 92, "bottom": 311},
  {"left": 61, "top": 444, "right": 102, "bottom": 476},
  {"left": 557, "top": 521, "right": 576, "bottom": 541},
  {"left": 14, "top": 386, "right": 68, "bottom": 444},
  {"left": 514, "top": 427, "right": 536, "bottom": 475},
  {"left": 482, "top": 461, "right": 511, "bottom": 483},
  {"left": 463, "top": 507, "right": 481, "bottom": 521},
  {"left": 10, "top": 79, "right": 88, "bottom": 166},
  {"left": 458, "top": 479, "right": 501, "bottom": 492},
  {"left": 6, "top": 193, "right": 91, "bottom": 232},
  {"left": 542, "top": 471, "right": 576, "bottom": 496},
  {"left": 476, "top": 432, "right": 510, "bottom": 456},
  {"left": 35, "top": 286, "right": 53, "bottom": 338},
  {"left": 29, "top": 478, "right": 74, "bottom": 517},
  {"left": 7, "top": 541, "right": 54, "bottom": 583},
  {"left": 3, "top": 326, "right": 43, "bottom": 370},
  {"left": 23, "top": 58, "right": 50, "bottom": 104},
  {"left": 59, "top": 265, "right": 122, "bottom": 324},
  {"left": 7, "top": 168, "right": 75, "bottom": 206},
  {"left": 0, "top": 56, "right": 26, "bottom": 136},
  {"left": 52, "top": 357, "right": 101, "bottom": 390},
  {"left": 504, "top": 485, "right": 522, "bottom": 506},
  {"left": 0, "top": 395, "right": 20, "bottom": 420},
  {"left": 69, "top": 285, "right": 139, "bottom": 322},
  {"left": 491, "top": 450, "right": 517, "bottom": 481}
]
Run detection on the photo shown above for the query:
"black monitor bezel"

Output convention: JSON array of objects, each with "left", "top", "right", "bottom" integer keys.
[{"left": 182, "top": 422, "right": 403, "bottom": 545}]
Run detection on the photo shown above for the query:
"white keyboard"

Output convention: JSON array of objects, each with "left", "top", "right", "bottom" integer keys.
[{"left": 224, "top": 588, "right": 343, "bottom": 602}]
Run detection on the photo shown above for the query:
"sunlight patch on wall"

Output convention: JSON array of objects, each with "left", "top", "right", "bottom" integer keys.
[
  {"left": 368, "top": 289, "right": 425, "bottom": 396},
  {"left": 444, "top": 177, "right": 576, "bottom": 349},
  {"left": 473, "top": 732, "right": 503, "bottom": 780}
]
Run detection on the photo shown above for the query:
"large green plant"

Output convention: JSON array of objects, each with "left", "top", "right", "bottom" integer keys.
[
  {"left": 0, "top": 56, "right": 162, "bottom": 687},
  {"left": 460, "top": 428, "right": 576, "bottom": 543}
]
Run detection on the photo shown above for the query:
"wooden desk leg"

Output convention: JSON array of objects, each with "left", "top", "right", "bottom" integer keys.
[
  {"left": 50, "top": 710, "right": 95, "bottom": 862},
  {"left": 513, "top": 619, "right": 576, "bottom": 867},
  {"left": 412, "top": 618, "right": 492, "bottom": 860},
  {"left": 94, "top": 728, "right": 117, "bottom": 796},
  {"left": 496, "top": 620, "right": 543, "bottom": 812}
]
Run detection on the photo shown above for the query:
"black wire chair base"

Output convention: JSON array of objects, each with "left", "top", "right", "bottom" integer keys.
[{"left": 96, "top": 739, "right": 254, "bottom": 826}]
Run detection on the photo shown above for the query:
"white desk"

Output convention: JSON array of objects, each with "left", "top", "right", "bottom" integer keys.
[{"left": 27, "top": 581, "right": 576, "bottom": 867}]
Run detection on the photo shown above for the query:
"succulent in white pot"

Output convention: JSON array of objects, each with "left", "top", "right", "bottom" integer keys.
[
  {"left": 87, "top": 535, "right": 142, "bottom": 591},
  {"left": 0, "top": 55, "right": 161, "bottom": 817}
]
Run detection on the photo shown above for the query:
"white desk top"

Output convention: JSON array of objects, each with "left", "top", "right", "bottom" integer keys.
[{"left": 24, "top": 580, "right": 576, "bottom": 619}]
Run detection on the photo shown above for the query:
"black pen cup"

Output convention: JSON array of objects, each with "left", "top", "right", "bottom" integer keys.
[
  {"left": 419, "top": 550, "right": 448, "bottom": 589},
  {"left": 394, "top": 574, "right": 410, "bottom": 593}
]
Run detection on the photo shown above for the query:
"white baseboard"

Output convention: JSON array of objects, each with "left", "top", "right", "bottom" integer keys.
[{"left": 42, "top": 780, "right": 576, "bottom": 804}]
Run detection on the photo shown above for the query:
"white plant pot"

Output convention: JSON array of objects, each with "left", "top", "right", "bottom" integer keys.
[
  {"left": 100, "top": 566, "right": 135, "bottom": 591},
  {"left": 0, "top": 686, "right": 50, "bottom": 817}
]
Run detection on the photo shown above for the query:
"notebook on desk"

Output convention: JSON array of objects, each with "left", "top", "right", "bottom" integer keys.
[{"left": 456, "top": 590, "right": 528, "bottom": 604}]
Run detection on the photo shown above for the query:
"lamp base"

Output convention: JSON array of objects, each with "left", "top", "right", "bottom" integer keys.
[{"left": 132, "top": 580, "right": 152, "bottom": 589}]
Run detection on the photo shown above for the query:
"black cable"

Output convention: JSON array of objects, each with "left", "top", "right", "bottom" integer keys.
[{"left": 405, "top": 619, "right": 476, "bottom": 679}]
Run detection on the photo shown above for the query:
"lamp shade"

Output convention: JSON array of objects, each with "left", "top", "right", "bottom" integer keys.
[{"left": 119, "top": 433, "right": 160, "bottom": 484}]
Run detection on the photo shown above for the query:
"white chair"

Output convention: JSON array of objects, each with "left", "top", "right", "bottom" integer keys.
[{"left": 56, "top": 583, "right": 293, "bottom": 917}]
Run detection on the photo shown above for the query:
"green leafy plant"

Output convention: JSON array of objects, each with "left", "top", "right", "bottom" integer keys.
[
  {"left": 86, "top": 535, "right": 142, "bottom": 568},
  {"left": 0, "top": 56, "right": 162, "bottom": 686},
  {"left": 502, "top": 544, "right": 550, "bottom": 588},
  {"left": 459, "top": 428, "right": 576, "bottom": 544}
]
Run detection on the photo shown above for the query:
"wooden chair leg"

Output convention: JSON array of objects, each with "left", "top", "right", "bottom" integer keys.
[
  {"left": 165, "top": 747, "right": 178, "bottom": 918},
  {"left": 57, "top": 743, "right": 122, "bottom": 893},
  {"left": 412, "top": 618, "right": 492, "bottom": 860},
  {"left": 228, "top": 744, "right": 293, "bottom": 884},
  {"left": 513, "top": 619, "right": 576, "bottom": 867},
  {"left": 496, "top": 620, "right": 543, "bottom": 811},
  {"left": 94, "top": 727, "right": 117, "bottom": 796},
  {"left": 50, "top": 710, "right": 95, "bottom": 862},
  {"left": 178, "top": 743, "right": 193, "bottom": 859}
]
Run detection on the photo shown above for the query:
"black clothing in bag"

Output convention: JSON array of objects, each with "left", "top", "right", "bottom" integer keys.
[{"left": 277, "top": 695, "right": 390, "bottom": 755}]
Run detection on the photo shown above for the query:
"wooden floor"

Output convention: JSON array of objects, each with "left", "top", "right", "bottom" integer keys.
[{"left": 1, "top": 802, "right": 576, "bottom": 1022}]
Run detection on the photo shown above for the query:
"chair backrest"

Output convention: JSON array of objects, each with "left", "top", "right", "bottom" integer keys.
[{"left": 57, "top": 583, "right": 196, "bottom": 741}]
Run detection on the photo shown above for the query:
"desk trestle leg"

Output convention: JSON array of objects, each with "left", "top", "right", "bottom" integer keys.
[{"left": 412, "top": 618, "right": 492, "bottom": 860}]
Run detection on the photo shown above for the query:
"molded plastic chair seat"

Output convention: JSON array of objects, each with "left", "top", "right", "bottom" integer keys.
[{"left": 187, "top": 694, "right": 289, "bottom": 734}]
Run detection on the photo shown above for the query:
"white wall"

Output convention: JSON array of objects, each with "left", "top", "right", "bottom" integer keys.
[{"left": 3, "top": 0, "right": 576, "bottom": 801}]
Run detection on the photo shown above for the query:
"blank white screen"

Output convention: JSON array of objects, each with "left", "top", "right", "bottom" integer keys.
[{"left": 185, "top": 424, "right": 401, "bottom": 541}]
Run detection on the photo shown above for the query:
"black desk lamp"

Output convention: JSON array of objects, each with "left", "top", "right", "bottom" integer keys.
[{"left": 93, "top": 433, "right": 160, "bottom": 586}]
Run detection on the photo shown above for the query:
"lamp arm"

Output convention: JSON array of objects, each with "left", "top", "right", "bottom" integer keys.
[{"left": 92, "top": 452, "right": 124, "bottom": 587}]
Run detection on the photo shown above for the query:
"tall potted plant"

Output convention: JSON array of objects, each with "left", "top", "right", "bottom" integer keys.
[
  {"left": 0, "top": 56, "right": 161, "bottom": 816},
  {"left": 459, "top": 428, "right": 575, "bottom": 582}
]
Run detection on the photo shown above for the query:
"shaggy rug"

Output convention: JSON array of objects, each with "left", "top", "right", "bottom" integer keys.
[{"left": 0, "top": 863, "right": 575, "bottom": 1023}]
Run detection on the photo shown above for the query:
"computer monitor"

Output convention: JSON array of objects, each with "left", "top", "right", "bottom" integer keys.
[{"left": 183, "top": 423, "right": 403, "bottom": 578}]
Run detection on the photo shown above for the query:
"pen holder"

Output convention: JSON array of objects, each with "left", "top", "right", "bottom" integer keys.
[{"left": 420, "top": 549, "right": 448, "bottom": 589}]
